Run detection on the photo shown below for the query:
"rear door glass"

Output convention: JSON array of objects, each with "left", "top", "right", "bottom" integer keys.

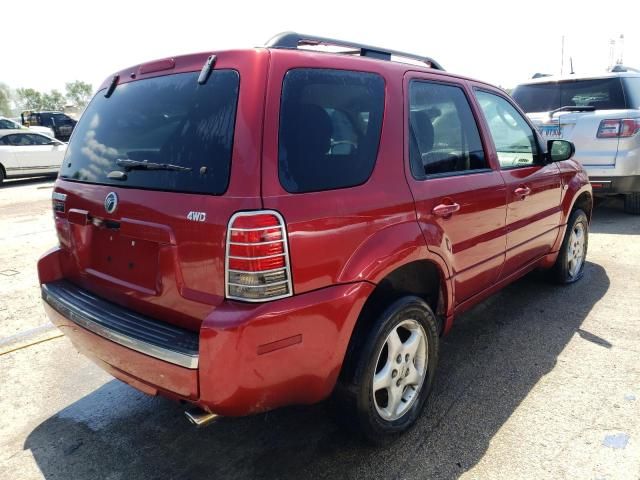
[
  {"left": 60, "top": 70, "right": 239, "bottom": 195},
  {"left": 512, "top": 78, "right": 626, "bottom": 112},
  {"left": 278, "top": 68, "right": 384, "bottom": 193}
]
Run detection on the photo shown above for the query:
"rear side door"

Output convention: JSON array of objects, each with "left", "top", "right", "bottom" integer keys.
[
  {"left": 0, "top": 135, "right": 18, "bottom": 174},
  {"left": 9, "top": 133, "right": 58, "bottom": 174},
  {"left": 404, "top": 74, "right": 507, "bottom": 305},
  {"left": 472, "top": 87, "right": 562, "bottom": 276}
]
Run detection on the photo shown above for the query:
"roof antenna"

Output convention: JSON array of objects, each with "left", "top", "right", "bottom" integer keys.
[{"left": 570, "top": 57, "right": 575, "bottom": 75}]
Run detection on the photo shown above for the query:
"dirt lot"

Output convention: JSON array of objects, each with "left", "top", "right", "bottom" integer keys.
[{"left": 1, "top": 178, "right": 639, "bottom": 480}]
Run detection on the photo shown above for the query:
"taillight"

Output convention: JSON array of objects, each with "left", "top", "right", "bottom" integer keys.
[
  {"left": 225, "top": 211, "right": 293, "bottom": 302},
  {"left": 597, "top": 118, "right": 640, "bottom": 138}
]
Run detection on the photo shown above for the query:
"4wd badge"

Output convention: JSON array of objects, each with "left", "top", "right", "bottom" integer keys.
[
  {"left": 187, "top": 211, "right": 206, "bottom": 222},
  {"left": 104, "top": 192, "right": 119, "bottom": 214}
]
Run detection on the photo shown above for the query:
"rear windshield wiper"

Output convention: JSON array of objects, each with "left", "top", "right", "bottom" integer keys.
[
  {"left": 115, "top": 158, "right": 192, "bottom": 172},
  {"left": 549, "top": 105, "right": 596, "bottom": 117}
]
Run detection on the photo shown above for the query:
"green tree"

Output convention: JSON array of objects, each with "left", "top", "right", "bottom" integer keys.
[
  {"left": 41, "top": 89, "right": 66, "bottom": 111},
  {"left": 16, "top": 88, "right": 43, "bottom": 111},
  {"left": 0, "top": 83, "right": 11, "bottom": 116},
  {"left": 65, "top": 80, "right": 93, "bottom": 109}
]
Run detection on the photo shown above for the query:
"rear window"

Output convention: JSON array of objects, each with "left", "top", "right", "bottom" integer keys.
[
  {"left": 278, "top": 68, "right": 384, "bottom": 193},
  {"left": 512, "top": 78, "right": 626, "bottom": 113},
  {"left": 60, "top": 70, "right": 239, "bottom": 195}
]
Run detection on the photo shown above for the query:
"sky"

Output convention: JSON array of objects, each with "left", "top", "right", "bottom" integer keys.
[{"left": 3, "top": 0, "right": 640, "bottom": 94}]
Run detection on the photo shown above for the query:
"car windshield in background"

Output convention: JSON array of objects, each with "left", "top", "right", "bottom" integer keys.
[
  {"left": 512, "top": 78, "right": 626, "bottom": 113},
  {"left": 49, "top": 113, "right": 75, "bottom": 125},
  {"left": 60, "top": 70, "right": 239, "bottom": 195}
]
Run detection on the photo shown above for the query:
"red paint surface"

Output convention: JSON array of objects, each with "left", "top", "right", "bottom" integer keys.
[{"left": 39, "top": 47, "right": 591, "bottom": 415}]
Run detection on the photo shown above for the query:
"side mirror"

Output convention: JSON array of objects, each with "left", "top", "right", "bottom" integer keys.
[{"left": 547, "top": 139, "right": 575, "bottom": 162}]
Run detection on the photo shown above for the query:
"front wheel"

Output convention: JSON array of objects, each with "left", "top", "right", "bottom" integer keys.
[
  {"left": 332, "top": 296, "right": 439, "bottom": 443},
  {"left": 551, "top": 209, "right": 589, "bottom": 284}
]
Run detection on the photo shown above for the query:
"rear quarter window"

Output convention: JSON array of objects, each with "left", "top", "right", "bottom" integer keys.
[{"left": 278, "top": 68, "right": 384, "bottom": 193}]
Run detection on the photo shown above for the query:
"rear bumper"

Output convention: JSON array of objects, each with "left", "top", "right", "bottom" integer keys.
[
  {"left": 589, "top": 175, "right": 640, "bottom": 194},
  {"left": 38, "top": 247, "right": 373, "bottom": 416}
]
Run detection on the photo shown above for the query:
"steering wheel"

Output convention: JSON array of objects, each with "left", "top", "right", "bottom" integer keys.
[{"left": 330, "top": 140, "right": 357, "bottom": 155}]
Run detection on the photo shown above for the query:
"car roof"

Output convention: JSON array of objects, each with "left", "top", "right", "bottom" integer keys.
[
  {"left": 99, "top": 47, "right": 500, "bottom": 94},
  {"left": 517, "top": 71, "right": 640, "bottom": 86}
]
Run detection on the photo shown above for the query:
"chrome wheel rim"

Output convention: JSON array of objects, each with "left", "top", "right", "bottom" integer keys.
[
  {"left": 567, "top": 222, "right": 586, "bottom": 278},
  {"left": 372, "top": 319, "right": 428, "bottom": 421}
]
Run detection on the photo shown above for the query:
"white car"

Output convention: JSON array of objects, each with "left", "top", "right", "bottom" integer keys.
[
  {"left": 512, "top": 70, "right": 640, "bottom": 214},
  {"left": 0, "top": 130, "right": 66, "bottom": 184},
  {"left": 0, "top": 116, "right": 56, "bottom": 138}
]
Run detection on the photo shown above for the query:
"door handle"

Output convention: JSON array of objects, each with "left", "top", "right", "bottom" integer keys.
[
  {"left": 514, "top": 186, "right": 532, "bottom": 199},
  {"left": 432, "top": 202, "right": 461, "bottom": 218}
]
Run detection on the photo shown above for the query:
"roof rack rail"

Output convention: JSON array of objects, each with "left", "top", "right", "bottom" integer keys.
[{"left": 265, "top": 31, "right": 445, "bottom": 71}]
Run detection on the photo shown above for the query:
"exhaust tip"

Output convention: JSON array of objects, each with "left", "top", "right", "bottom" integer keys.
[{"left": 184, "top": 407, "right": 219, "bottom": 427}]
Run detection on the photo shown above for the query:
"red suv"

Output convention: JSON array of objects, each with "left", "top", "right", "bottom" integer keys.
[{"left": 38, "top": 33, "right": 592, "bottom": 442}]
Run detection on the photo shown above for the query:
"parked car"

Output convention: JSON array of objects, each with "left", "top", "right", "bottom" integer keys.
[
  {"left": 0, "top": 129, "right": 65, "bottom": 184},
  {"left": 38, "top": 32, "right": 592, "bottom": 442},
  {"left": 0, "top": 115, "right": 56, "bottom": 138},
  {"left": 21, "top": 110, "right": 77, "bottom": 141},
  {"left": 512, "top": 70, "right": 640, "bottom": 214}
]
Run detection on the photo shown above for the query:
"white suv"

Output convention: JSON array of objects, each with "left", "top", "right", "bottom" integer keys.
[{"left": 513, "top": 70, "right": 640, "bottom": 214}]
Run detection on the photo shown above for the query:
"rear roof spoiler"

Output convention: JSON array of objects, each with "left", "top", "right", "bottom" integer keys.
[{"left": 266, "top": 31, "right": 445, "bottom": 71}]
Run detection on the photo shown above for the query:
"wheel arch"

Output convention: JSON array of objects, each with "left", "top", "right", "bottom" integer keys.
[{"left": 338, "top": 258, "right": 450, "bottom": 386}]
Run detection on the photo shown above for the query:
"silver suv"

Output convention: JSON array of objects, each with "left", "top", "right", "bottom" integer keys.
[{"left": 513, "top": 70, "right": 640, "bottom": 214}]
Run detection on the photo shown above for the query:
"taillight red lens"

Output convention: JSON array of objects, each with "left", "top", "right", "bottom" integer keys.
[
  {"left": 225, "top": 211, "right": 292, "bottom": 302},
  {"left": 597, "top": 119, "right": 621, "bottom": 138},
  {"left": 620, "top": 119, "right": 640, "bottom": 137},
  {"left": 597, "top": 118, "right": 640, "bottom": 138}
]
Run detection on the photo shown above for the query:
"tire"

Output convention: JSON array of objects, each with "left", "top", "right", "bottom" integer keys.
[
  {"left": 551, "top": 208, "right": 589, "bottom": 284},
  {"left": 0, "top": 167, "right": 4, "bottom": 186},
  {"left": 624, "top": 193, "right": 640, "bottom": 215},
  {"left": 332, "top": 296, "right": 439, "bottom": 444}
]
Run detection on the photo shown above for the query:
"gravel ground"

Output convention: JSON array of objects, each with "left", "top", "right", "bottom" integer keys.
[{"left": 0, "top": 178, "right": 638, "bottom": 480}]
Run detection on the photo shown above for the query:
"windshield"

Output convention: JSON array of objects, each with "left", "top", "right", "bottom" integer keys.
[
  {"left": 0, "top": 118, "right": 21, "bottom": 129},
  {"left": 512, "top": 78, "right": 626, "bottom": 113},
  {"left": 49, "top": 113, "right": 75, "bottom": 125},
  {"left": 60, "top": 70, "right": 239, "bottom": 195}
]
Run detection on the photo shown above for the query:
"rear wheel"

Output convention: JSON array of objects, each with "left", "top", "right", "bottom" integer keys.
[
  {"left": 332, "top": 296, "right": 439, "bottom": 443},
  {"left": 551, "top": 209, "right": 589, "bottom": 284},
  {"left": 0, "top": 167, "right": 4, "bottom": 185},
  {"left": 624, "top": 193, "right": 640, "bottom": 215}
]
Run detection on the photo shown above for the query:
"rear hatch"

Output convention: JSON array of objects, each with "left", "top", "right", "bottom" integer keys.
[
  {"left": 513, "top": 77, "right": 631, "bottom": 167},
  {"left": 52, "top": 50, "right": 268, "bottom": 331}
]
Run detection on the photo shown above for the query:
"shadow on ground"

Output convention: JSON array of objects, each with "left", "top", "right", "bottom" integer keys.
[
  {"left": 591, "top": 196, "right": 640, "bottom": 235},
  {"left": 24, "top": 260, "right": 609, "bottom": 480},
  {"left": 1, "top": 177, "right": 55, "bottom": 189}
]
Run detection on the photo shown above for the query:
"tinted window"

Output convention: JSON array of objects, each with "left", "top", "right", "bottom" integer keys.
[
  {"left": 30, "top": 134, "right": 52, "bottom": 145},
  {"left": 60, "top": 70, "right": 239, "bottom": 195},
  {"left": 409, "top": 81, "right": 486, "bottom": 178},
  {"left": 278, "top": 69, "right": 384, "bottom": 193},
  {"left": 0, "top": 119, "right": 19, "bottom": 129},
  {"left": 6, "top": 134, "right": 35, "bottom": 146},
  {"left": 512, "top": 78, "right": 626, "bottom": 112},
  {"left": 476, "top": 90, "right": 539, "bottom": 168}
]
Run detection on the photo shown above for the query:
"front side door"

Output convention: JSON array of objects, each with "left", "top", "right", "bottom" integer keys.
[
  {"left": 405, "top": 75, "right": 507, "bottom": 305},
  {"left": 472, "top": 87, "right": 562, "bottom": 277}
]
